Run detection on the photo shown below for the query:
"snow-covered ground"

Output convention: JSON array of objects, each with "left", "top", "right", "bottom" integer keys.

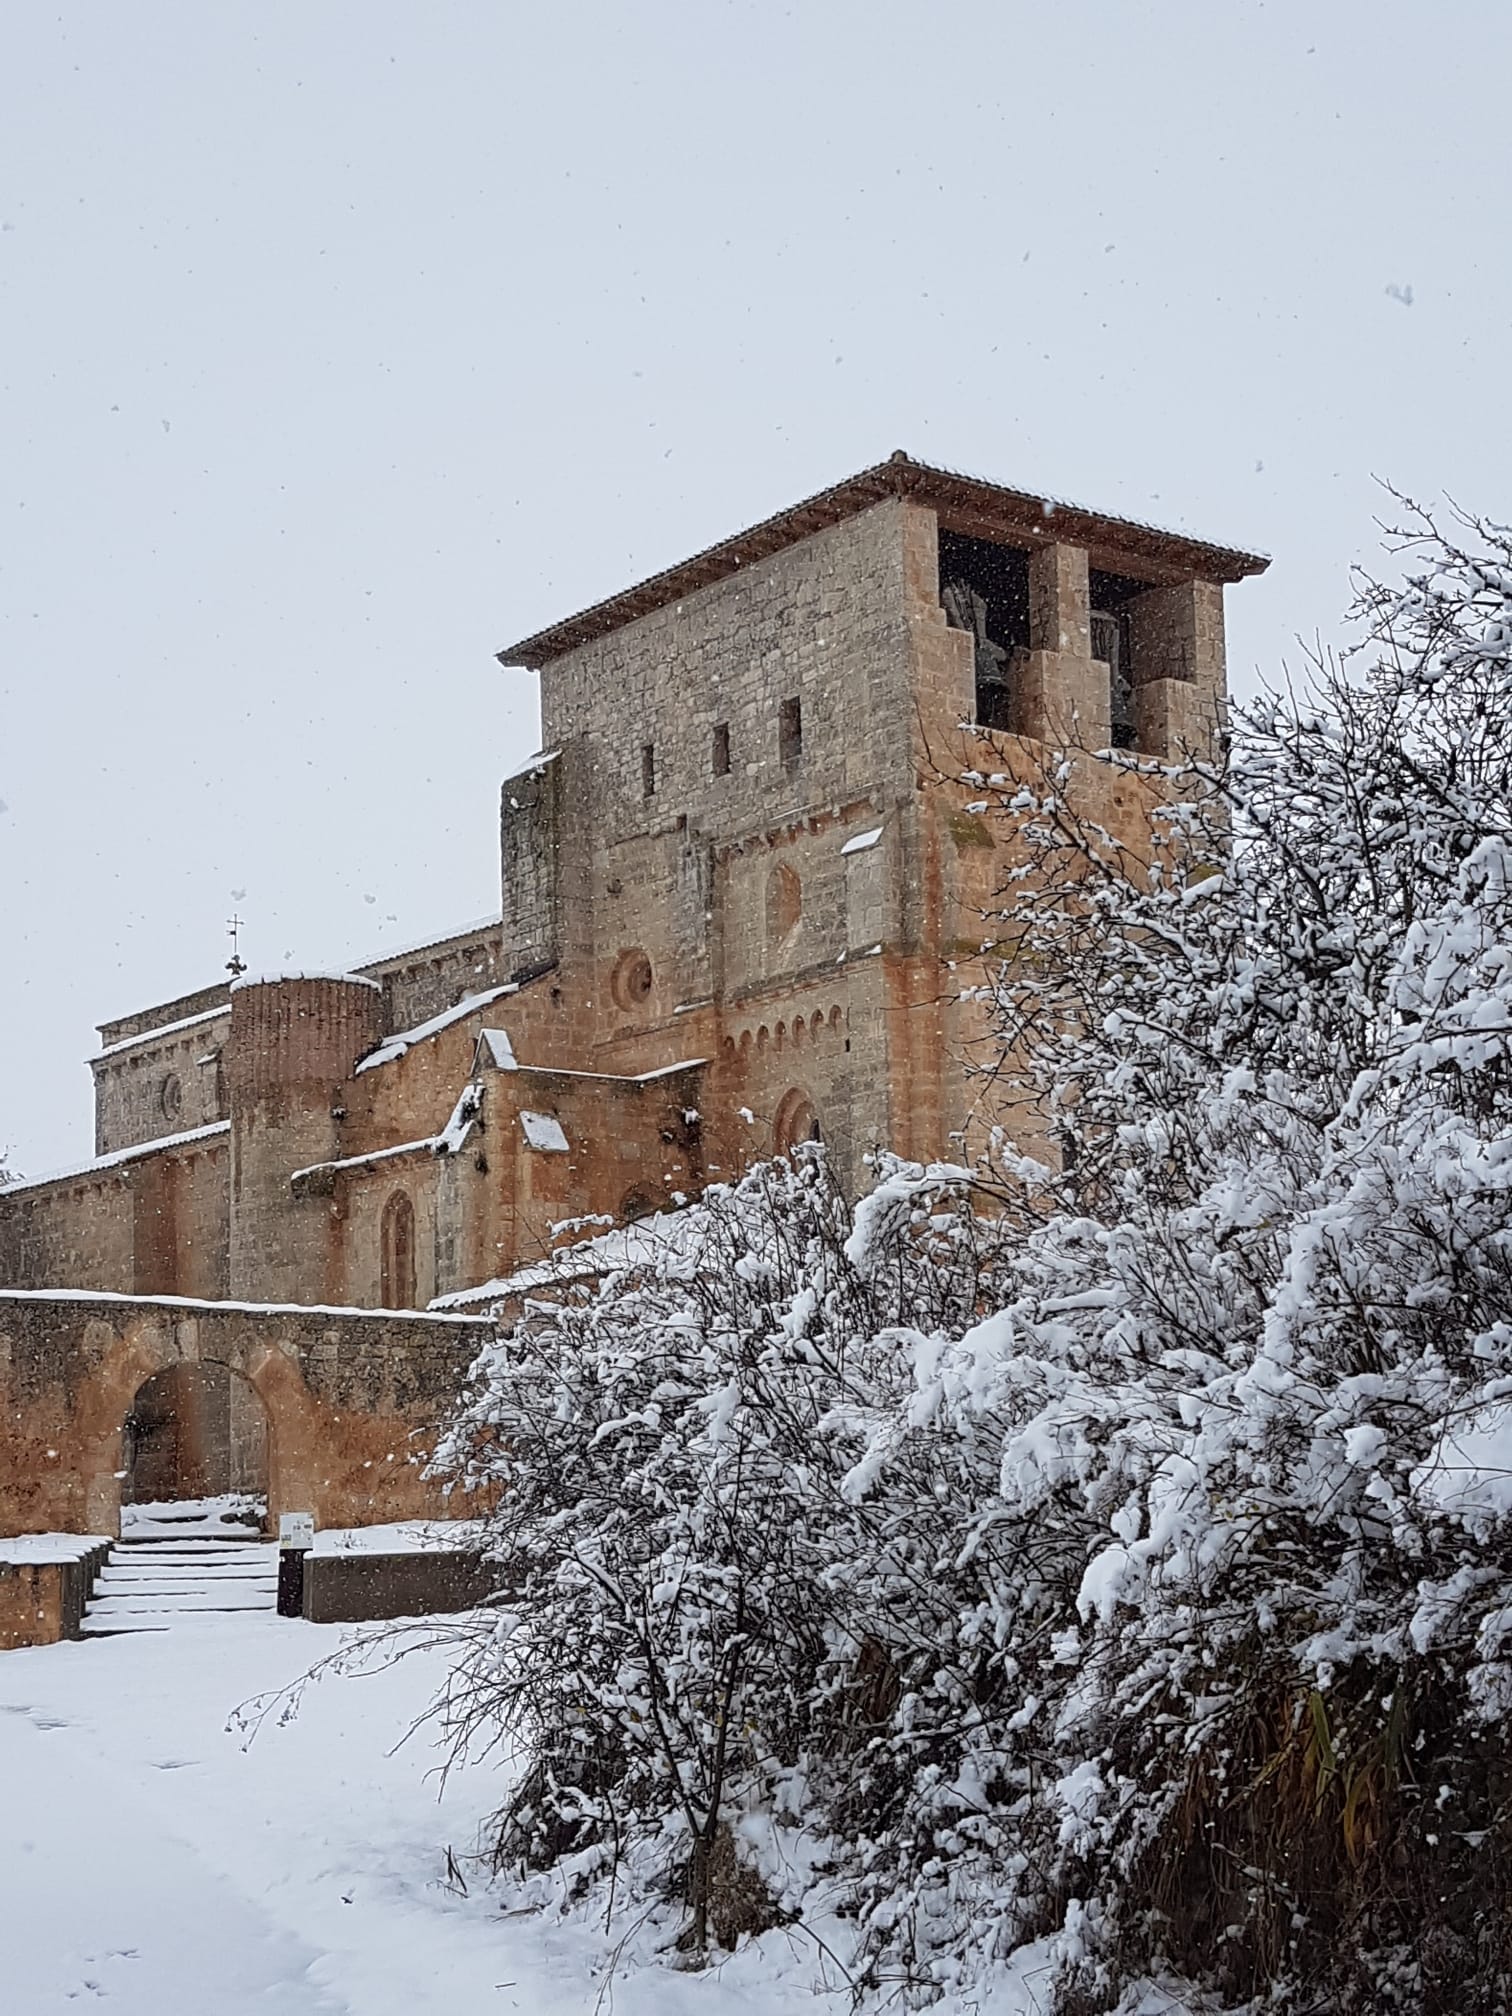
[{"left": 0, "top": 1608, "right": 1058, "bottom": 2014}]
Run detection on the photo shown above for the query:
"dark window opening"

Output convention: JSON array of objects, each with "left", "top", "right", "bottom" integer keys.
[
  {"left": 641, "top": 742, "right": 656, "bottom": 798},
  {"left": 712, "top": 721, "right": 731, "bottom": 777},
  {"left": 779, "top": 695, "right": 802, "bottom": 766},
  {"left": 939, "top": 529, "right": 1031, "bottom": 730},
  {"left": 1089, "top": 568, "right": 1147, "bottom": 751}
]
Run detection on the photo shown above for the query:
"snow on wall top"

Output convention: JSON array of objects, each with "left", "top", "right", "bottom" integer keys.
[
  {"left": 0, "top": 1286, "right": 489, "bottom": 1323},
  {"left": 352, "top": 911, "right": 503, "bottom": 973},
  {"left": 0, "top": 1121, "right": 231, "bottom": 1198},
  {"left": 356, "top": 985, "right": 519, "bottom": 1074},
  {"left": 500, "top": 748, "right": 560, "bottom": 788},
  {"left": 310, "top": 1518, "right": 487, "bottom": 1556},
  {"left": 95, "top": 1003, "right": 231, "bottom": 1063},
  {"left": 522, "top": 1057, "right": 706, "bottom": 1086},
  {"left": 0, "top": 1533, "right": 113, "bottom": 1563},
  {"left": 230, "top": 971, "right": 383, "bottom": 994}
]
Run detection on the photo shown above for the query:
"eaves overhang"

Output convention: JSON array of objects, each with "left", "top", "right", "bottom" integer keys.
[{"left": 496, "top": 450, "right": 1270, "bottom": 669}]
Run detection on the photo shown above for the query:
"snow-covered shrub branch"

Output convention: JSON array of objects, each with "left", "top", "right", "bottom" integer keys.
[
  {"left": 433, "top": 507, "right": 1512, "bottom": 2011},
  {"left": 432, "top": 1154, "right": 1037, "bottom": 1965}
]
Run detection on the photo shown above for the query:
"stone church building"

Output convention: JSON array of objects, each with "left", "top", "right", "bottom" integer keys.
[{"left": 0, "top": 453, "right": 1265, "bottom": 1315}]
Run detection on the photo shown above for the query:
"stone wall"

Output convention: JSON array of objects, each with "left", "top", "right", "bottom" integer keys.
[
  {"left": 521, "top": 503, "right": 920, "bottom": 1190},
  {"left": 539, "top": 501, "right": 916, "bottom": 864},
  {"left": 92, "top": 1007, "right": 231, "bottom": 1155},
  {"left": 0, "top": 1137, "right": 228, "bottom": 1298},
  {"left": 2, "top": 479, "right": 1241, "bottom": 1320},
  {"left": 0, "top": 1291, "right": 490, "bottom": 1539},
  {"left": 499, "top": 751, "right": 564, "bottom": 981},
  {"left": 0, "top": 1543, "right": 111, "bottom": 1649},
  {"left": 358, "top": 923, "right": 507, "bottom": 1035},
  {"left": 296, "top": 1056, "right": 707, "bottom": 1307},
  {"left": 301, "top": 1548, "right": 503, "bottom": 1624}
]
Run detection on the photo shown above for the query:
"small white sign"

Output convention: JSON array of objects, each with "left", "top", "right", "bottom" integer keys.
[{"left": 278, "top": 1511, "right": 315, "bottom": 1551}]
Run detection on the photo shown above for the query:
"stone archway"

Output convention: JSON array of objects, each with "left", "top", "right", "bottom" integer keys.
[
  {"left": 122, "top": 1360, "right": 269, "bottom": 1508},
  {"left": 773, "top": 1087, "right": 822, "bottom": 1158},
  {"left": 68, "top": 1312, "right": 308, "bottom": 1539},
  {"left": 1, "top": 1292, "right": 486, "bottom": 1540}
]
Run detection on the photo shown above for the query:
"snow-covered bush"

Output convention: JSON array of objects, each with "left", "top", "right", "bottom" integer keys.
[
  {"left": 435, "top": 506, "right": 1512, "bottom": 2011},
  {"left": 433, "top": 1153, "right": 1029, "bottom": 1963}
]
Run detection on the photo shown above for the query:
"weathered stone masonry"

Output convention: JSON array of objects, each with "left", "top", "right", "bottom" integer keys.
[
  {"left": 0, "top": 1291, "right": 488, "bottom": 1539},
  {"left": 0, "top": 453, "right": 1266, "bottom": 1319}
]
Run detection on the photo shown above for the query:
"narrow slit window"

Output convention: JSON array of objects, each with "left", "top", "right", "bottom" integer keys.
[
  {"left": 641, "top": 742, "right": 656, "bottom": 798},
  {"left": 712, "top": 721, "right": 731, "bottom": 777},
  {"left": 779, "top": 695, "right": 802, "bottom": 766}
]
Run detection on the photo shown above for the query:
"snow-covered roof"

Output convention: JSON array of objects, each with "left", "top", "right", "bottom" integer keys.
[
  {"left": 95, "top": 1003, "right": 230, "bottom": 1063},
  {"left": 355, "top": 985, "right": 519, "bottom": 1074},
  {"left": 436, "top": 1083, "right": 483, "bottom": 1155},
  {"left": 428, "top": 1211, "right": 690, "bottom": 1310},
  {"left": 520, "top": 1110, "right": 569, "bottom": 1153},
  {"left": 521, "top": 1057, "right": 706, "bottom": 1086},
  {"left": 292, "top": 1084, "right": 484, "bottom": 1183},
  {"left": 352, "top": 912, "right": 503, "bottom": 973},
  {"left": 0, "top": 1122, "right": 231, "bottom": 1197}
]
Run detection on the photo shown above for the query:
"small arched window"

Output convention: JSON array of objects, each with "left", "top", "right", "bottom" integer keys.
[{"left": 380, "top": 1190, "right": 416, "bottom": 1308}]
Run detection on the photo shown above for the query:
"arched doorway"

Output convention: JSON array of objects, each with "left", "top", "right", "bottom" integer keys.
[
  {"left": 773, "top": 1087, "right": 822, "bottom": 1158},
  {"left": 122, "top": 1361, "right": 269, "bottom": 1511}
]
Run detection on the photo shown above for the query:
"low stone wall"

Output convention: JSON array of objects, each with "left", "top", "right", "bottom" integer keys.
[
  {"left": 0, "top": 1291, "right": 492, "bottom": 1539},
  {"left": 0, "top": 1541, "right": 111, "bottom": 1650},
  {"left": 301, "top": 1548, "right": 504, "bottom": 1624}
]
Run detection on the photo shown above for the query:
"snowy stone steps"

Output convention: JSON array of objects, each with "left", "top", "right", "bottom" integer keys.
[
  {"left": 83, "top": 1502, "right": 280, "bottom": 1635},
  {"left": 94, "top": 1572, "right": 278, "bottom": 1590},
  {"left": 96, "top": 1563, "right": 278, "bottom": 1583},
  {"left": 91, "top": 1580, "right": 280, "bottom": 1596},
  {"left": 86, "top": 1591, "right": 278, "bottom": 1615},
  {"left": 111, "top": 1545, "right": 277, "bottom": 1563},
  {"left": 121, "top": 1525, "right": 265, "bottom": 1542},
  {"left": 107, "top": 1541, "right": 274, "bottom": 1554}
]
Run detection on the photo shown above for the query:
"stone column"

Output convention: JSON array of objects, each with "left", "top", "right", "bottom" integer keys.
[
  {"left": 1010, "top": 542, "right": 1110, "bottom": 749},
  {"left": 1128, "top": 579, "right": 1227, "bottom": 760},
  {"left": 1029, "top": 542, "right": 1093, "bottom": 659}
]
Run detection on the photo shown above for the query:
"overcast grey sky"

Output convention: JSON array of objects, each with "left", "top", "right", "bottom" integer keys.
[{"left": 2, "top": 1, "right": 1508, "bottom": 1173}]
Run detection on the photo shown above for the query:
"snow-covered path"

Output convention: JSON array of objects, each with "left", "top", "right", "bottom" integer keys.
[{"left": 0, "top": 1611, "right": 1054, "bottom": 2014}]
